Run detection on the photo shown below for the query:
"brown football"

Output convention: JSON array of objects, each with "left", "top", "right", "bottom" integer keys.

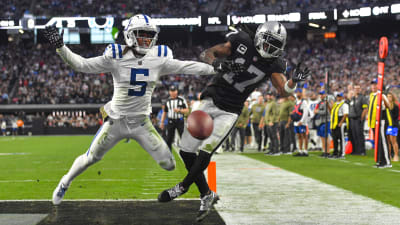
[{"left": 187, "top": 110, "right": 213, "bottom": 140}]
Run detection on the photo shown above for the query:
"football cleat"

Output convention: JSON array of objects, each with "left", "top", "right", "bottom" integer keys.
[
  {"left": 158, "top": 183, "right": 187, "bottom": 202},
  {"left": 375, "top": 164, "right": 386, "bottom": 169},
  {"left": 292, "top": 152, "right": 303, "bottom": 157},
  {"left": 52, "top": 176, "right": 68, "bottom": 205},
  {"left": 196, "top": 191, "right": 220, "bottom": 222}
]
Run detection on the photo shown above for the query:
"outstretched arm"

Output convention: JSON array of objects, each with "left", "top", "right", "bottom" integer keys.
[
  {"left": 271, "top": 62, "right": 310, "bottom": 97},
  {"left": 44, "top": 26, "right": 112, "bottom": 74},
  {"left": 200, "top": 42, "right": 237, "bottom": 74},
  {"left": 199, "top": 42, "right": 232, "bottom": 64},
  {"left": 271, "top": 73, "right": 296, "bottom": 97},
  {"left": 56, "top": 46, "right": 113, "bottom": 73},
  {"left": 161, "top": 59, "right": 216, "bottom": 76}
]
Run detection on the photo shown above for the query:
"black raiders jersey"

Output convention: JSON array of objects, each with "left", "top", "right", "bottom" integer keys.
[{"left": 201, "top": 30, "right": 287, "bottom": 114}]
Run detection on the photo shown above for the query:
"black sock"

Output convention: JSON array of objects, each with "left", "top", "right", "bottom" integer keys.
[
  {"left": 179, "top": 151, "right": 210, "bottom": 196},
  {"left": 181, "top": 150, "right": 211, "bottom": 191}
]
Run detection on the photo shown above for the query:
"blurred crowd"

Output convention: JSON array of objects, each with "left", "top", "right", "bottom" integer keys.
[
  {"left": 1, "top": 34, "right": 399, "bottom": 105},
  {"left": 224, "top": 0, "right": 385, "bottom": 14},
  {"left": 0, "top": 111, "right": 103, "bottom": 136},
  {"left": 1, "top": 0, "right": 387, "bottom": 19},
  {"left": 45, "top": 112, "right": 102, "bottom": 128},
  {"left": 0, "top": 44, "right": 113, "bottom": 104},
  {"left": 2, "top": 0, "right": 211, "bottom": 18}
]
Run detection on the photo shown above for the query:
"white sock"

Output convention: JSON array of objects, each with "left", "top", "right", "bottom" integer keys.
[{"left": 63, "top": 153, "right": 90, "bottom": 187}]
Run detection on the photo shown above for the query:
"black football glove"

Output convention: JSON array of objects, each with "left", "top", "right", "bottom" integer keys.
[
  {"left": 43, "top": 26, "right": 64, "bottom": 49},
  {"left": 212, "top": 59, "right": 231, "bottom": 74},
  {"left": 292, "top": 62, "right": 310, "bottom": 83}
]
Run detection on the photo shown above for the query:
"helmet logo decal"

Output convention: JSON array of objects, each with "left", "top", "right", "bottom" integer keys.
[
  {"left": 142, "top": 14, "right": 149, "bottom": 25},
  {"left": 125, "top": 18, "right": 132, "bottom": 31}
]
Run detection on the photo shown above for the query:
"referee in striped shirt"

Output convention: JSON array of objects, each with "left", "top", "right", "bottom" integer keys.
[{"left": 161, "top": 85, "right": 189, "bottom": 150}]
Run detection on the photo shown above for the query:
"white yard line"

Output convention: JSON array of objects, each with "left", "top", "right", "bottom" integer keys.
[
  {"left": 0, "top": 153, "right": 30, "bottom": 156},
  {"left": 212, "top": 153, "right": 400, "bottom": 225},
  {"left": 0, "top": 213, "right": 48, "bottom": 225}
]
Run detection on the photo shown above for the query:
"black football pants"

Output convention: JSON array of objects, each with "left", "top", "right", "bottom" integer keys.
[
  {"left": 252, "top": 123, "right": 262, "bottom": 151},
  {"left": 279, "top": 121, "right": 291, "bottom": 153},
  {"left": 166, "top": 119, "right": 184, "bottom": 150},
  {"left": 267, "top": 123, "right": 279, "bottom": 153},
  {"left": 231, "top": 127, "right": 245, "bottom": 152},
  {"left": 350, "top": 118, "right": 366, "bottom": 155}
]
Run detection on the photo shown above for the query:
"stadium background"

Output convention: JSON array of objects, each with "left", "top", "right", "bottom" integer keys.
[{"left": 1, "top": 1, "right": 400, "bottom": 225}]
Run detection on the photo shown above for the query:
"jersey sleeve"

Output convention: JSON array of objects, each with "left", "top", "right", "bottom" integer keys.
[
  {"left": 163, "top": 102, "right": 168, "bottom": 112},
  {"left": 225, "top": 30, "right": 248, "bottom": 52},
  {"left": 148, "top": 45, "right": 173, "bottom": 59},
  {"left": 343, "top": 103, "right": 350, "bottom": 115},
  {"left": 270, "top": 58, "right": 287, "bottom": 75},
  {"left": 181, "top": 98, "right": 188, "bottom": 109},
  {"left": 56, "top": 45, "right": 113, "bottom": 73},
  {"left": 103, "top": 43, "right": 125, "bottom": 60},
  {"left": 160, "top": 59, "right": 215, "bottom": 76}
]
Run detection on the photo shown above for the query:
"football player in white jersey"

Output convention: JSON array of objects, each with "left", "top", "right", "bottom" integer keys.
[{"left": 43, "top": 14, "right": 215, "bottom": 205}]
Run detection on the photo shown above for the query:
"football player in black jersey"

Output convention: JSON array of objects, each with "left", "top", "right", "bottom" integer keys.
[{"left": 158, "top": 21, "right": 310, "bottom": 221}]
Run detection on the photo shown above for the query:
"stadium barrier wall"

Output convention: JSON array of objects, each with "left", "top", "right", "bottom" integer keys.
[{"left": 0, "top": 104, "right": 163, "bottom": 135}]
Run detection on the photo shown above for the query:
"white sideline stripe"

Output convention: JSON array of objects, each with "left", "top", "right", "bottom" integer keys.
[
  {"left": 212, "top": 153, "right": 400, "bottom": 225},
  {"left": 309, "top": 154, "right": 400, "bottom": 173},
  {"left": 0, "top": 199, "right": 198, "bottom": 202},
  {"left": 0, "top": 153, "right": 30, "bottom": 156},
  {"left": 0, "top": 213, "right": 48, "bottom": 225}
]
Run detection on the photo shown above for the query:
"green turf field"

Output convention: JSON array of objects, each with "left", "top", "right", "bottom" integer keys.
[
  {"left": 0, "top": 136, "right": 199, "bottom": 200},
  {"left": 1, "top": 136, "right": 400, "bottom": 209},
  {"left": 246, "top": 151, "right": 400, "bottom": 208}
]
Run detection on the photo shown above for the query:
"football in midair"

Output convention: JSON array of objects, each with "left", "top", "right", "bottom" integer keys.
[{"left": 187, "top": 110, "right": 213, "bottom": 140}]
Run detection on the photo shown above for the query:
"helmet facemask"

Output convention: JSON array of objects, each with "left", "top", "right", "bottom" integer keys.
[
  {"left": 254, "top": 22, "right": 287, "bottom": 59},
  {"left": 123, "top": 14, "right": 159, "bottom": 55},
  {"left": 126, "top": 29, "right": 158, "bottom": 54},
  {"left": 255, "top": 32, "right": 284, "bottom": 58}
]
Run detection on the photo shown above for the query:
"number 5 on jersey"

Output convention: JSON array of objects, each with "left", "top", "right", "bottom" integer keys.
[{"left": 128, "top": 68, "right": 149, "bottom": 96}]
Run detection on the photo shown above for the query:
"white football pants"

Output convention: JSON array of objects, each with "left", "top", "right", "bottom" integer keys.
[
  {"left": 180, "top": 98, "right": 238, "bottom": 154},
  {"left": 62, "top": 115, "right": 175, "bottom": 187}
]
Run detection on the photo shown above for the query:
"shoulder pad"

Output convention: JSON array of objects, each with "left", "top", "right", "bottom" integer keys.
[
  {"left": 104, "top": 44, "right": 125, "bottom": 59},
  {"left": 148, "top": 45, "right": 173, "bottom": 59},
  {"left": 271, "top": 57, "right": 287, "bottom": 74},
  {"left": 226, "top": 30, "right": 251, "bottom": 43}
]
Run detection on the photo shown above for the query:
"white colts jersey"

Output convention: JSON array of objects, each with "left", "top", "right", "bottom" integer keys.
[{"left": 56, "top": 44, "right": 215, "bottom": 119}]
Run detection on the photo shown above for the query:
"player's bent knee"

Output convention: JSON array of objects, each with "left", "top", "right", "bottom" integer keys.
[
  {"left": 159, "top": 158, "right": 176, "bottom": 171},
  {"left": 86, "top": 153, "right": 103, "bottom": 166}
]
